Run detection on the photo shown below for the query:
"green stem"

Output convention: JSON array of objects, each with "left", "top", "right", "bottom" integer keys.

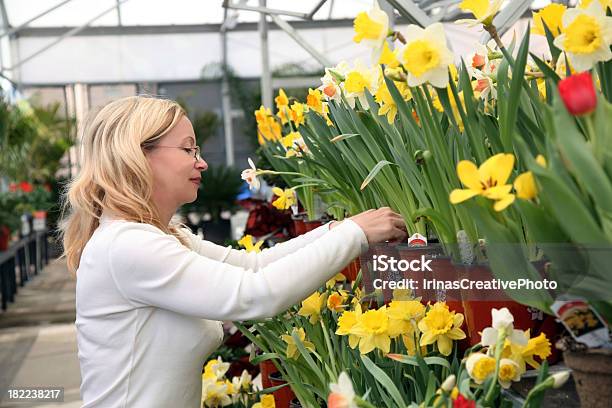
[
  {"left": 320, "top": 318, "right": 338, "bottom": 377},
  {"left": 484, "top": 329, "right": 507, "bottom": 405}
]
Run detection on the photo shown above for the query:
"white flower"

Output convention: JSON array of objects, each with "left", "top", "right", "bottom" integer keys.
[
  {"left": 441, "top": 374, "right": 456, "bottom": 392},
  {"left": 456, "top": 0, "right": 504, "bottom": 27},
  {"left": 201, "top": 378, "right": 232, "bottom": 407},
  {"left": 328, "top": 372, "right": 358, "bottom": 408},
  {"left": 342, "top": 61, "right": 381, "bottom": 109},
  {"left": 241, "top": 158, "right": 260, "bottom": 190},
  {"left": 401, "top": 23, "right": 454, "bottom": 88},
  {"left": 481, "top": 307, "right": 527, "bottom": 347},
  {"left": 553, "top": 0, "right": 612, "bottom": 72},
  {"left": 320, "top": 61, "right": 350, "bottom": 101},
  {"left": 231, "top": 369, "right": 251, "bottom": 392},
  {"left": 498, "top": 358, "right": 521, "bottom": 389},
  {"left": 353, "top": 1, "right": 390, "bottom": 63},
  {"left": 552, "top": 371, "right": 571, "bottom": 388}
]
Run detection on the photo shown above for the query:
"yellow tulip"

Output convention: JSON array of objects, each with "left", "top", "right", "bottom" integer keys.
[{"left": 449, "top": 153, "right": 516, "bottom": 212}]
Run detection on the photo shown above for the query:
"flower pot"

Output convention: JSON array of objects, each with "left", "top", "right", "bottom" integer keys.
[
  {"left": 563, "top": 347, "right": 612, "bottom": 407},
  {"left": 303, "top": 219, "right": 323, "bottom": 232},
  {"left": 341, "top": 258, "right": 360, "bottom": 282},
  {"left": 396, "top": 244, "right": 445, "bottom": 302},
  {"left": 0, "top": 225, "right": 10, "bottom": 251},
  {"left": 259, "top": 359, "right": 278, "bottom": 390},
  {"left": 291, "top": 214, "right": 307, "bottom": 237},
  {"left": 460, "top": 263, "right": 559, "bottom": 361},
  {"left": 269, "top": 371, "right": 296, "bottom": 408},
  {"left": 32, "top": 210, "right": 47, "bottom": 232}
]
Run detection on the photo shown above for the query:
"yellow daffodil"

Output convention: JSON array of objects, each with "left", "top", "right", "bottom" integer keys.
[
  {"left": 202, "top": 379, "right": 232, "bottom": 407},
  {"left": 353, "top": 1, "right": 390, "bottom": 61},
  {"left": 456, "top": 0, "right": 504, "bottom": 27},
  {"left": 327, "top": 290, "right": 349, "bottom": 312},
  {"left": 352, "top": 306, "right": 392, "bottom": 354},
  {"left": 401, "top": 23, "right": 454, "bottom": 88},
  {"left": 417, "top": 302, "right": 466, "bottom": 356},
  {"left": 498, "top": 358, "right": 521, "bottom": 389},
  {"left": 290, "top": 102, "right": 305, "bottom": 127},
  {"left": 271, "top": 187, "right": 296, "bottom": 210},
  {"left": 379, "top": 41, "right": 400, "bottom": 68},
  {"left": 386, "top": 300, "right": 425, "bottom": 337},
  {"left": 298, "top": 291, "right": 327, "bottom": 324},
  {"left": 432, "top": 86, "right": 467, "bottom": 131},
  {"left": 374, "top": 78, "right": 411, "bottom": 124},
  {"left": 326, "top": 272, "right": 347, "bottom": 289},
  {"left": 281, "top": 327, "right": 315, "bottom": 359},
  {"left": 306, "top": 88, "right": 324, "bottom": 114},
  {"left": 336, "top": 304, "right": 363, "bottom": 349},
  {"left": 553, "top": 1, "right": 612, "bottom": 72},
  {"left": 466, "top": 352, "right": 496, "bottom": 384},
  {"left": 252, "top": 394, "right": 275, "bottom": 408},
  {"left": 392, "top": 288, "right": 413, "bottom": 301},
  {"left": 503, "top": 330, "right": 552, "bottom": 373},
  {"left": 257, "top": 115, "right": 282, "bottom": 143},
  {"left": 203, "top": 357, "right": 230, "bottom": 381},
  {"left": 281, "top": 131, "right": 301, "bottom": 149},
  {"left": 255, "top": 105, "right": 272, "bottom": 125},
  {"left": 237, "top": 234, "right": 263, "bottom": 253},
  {"left": 275, "top": 88, "right": 289, "bottom": 111},
  {"left": 580, "top": 0, "right": 612, "bottom": 11},
  {"left": 449, "top": 153, "right": 516, "bottom": 212},
  {"left": 532, "top": 4, "right": 566, "bottom": 37}
]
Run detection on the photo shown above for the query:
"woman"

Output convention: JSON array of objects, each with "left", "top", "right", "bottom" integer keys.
[{"left": 61, "top": 95, "right": 407, "bottom": 407}]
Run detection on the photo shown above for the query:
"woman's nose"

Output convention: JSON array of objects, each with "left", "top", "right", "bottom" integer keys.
[{"left": 195, "top": 158, "right": 208, "bottom": 171}]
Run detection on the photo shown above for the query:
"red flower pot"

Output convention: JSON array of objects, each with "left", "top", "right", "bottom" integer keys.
[
  {"left": 0, "top": 225, "right": 10, "bottom": 251},
  {"left": 303, "top": 219, "right": 323, "bottom": 232},
  {"left": 259, "top": 359, "right": 277, "bottom": 390},
  {"left": 269, "top": 371, "right": 296, "bottom": 408},
  {"left": 431, "top": 257, "right": 464, "bottom": 315},
  {"left": 396, "top": 244, "right": 445, "bottom": 302},
  {"left": 341, "top": 258, "right": 361, "bottom": 282},
  {"left": 291, "top": 215, "right": 307, "bottom": 237}
]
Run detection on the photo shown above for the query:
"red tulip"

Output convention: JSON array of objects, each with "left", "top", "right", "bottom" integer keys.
[
  {"left": 19, "top": 181, "right": 34, "bottom": 193},
  {"left": 453, "top": 394, "right": 476, "bottom": 408},
  {"left": 558, "top": 72, "right": 597, "bottom": 116}
]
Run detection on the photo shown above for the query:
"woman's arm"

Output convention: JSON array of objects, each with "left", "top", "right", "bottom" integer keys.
[
  {"left": 182, "top": 222, "right": 340, "bottom": 270},
  {"left": 108, "top": 220, "right": 367, "bottom": 322}
]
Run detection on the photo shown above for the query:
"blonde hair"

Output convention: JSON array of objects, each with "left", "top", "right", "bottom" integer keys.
[{"left": 60, "top": 95, "right": 190, "bottom": 275}]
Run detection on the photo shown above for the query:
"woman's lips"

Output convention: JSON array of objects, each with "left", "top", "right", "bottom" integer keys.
[{"left": 190, "top": 178, "right": 201, "bottom": 186}]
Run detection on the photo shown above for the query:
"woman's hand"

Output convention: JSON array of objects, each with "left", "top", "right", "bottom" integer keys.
[{"left": 331, "top": 207, "right": 408, "bottom": 245}]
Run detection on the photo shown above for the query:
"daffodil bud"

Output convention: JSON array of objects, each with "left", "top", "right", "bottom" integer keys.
[
  {"left": 552, "top": 371, "right": 570, "bottom": 389},
  {"left": 441, "top": 374, "right": 456, "bottom": 392}
]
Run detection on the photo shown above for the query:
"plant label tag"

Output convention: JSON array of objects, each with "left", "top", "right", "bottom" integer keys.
[
  {"left": 408, "top": 233, "right": 427, "bottom": 247},
  {"left": 550, "top": 298, "right": 610, "bottom": 348}
]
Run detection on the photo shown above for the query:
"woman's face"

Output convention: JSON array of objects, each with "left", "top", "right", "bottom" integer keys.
[{"left": 145, "top": 116, "right": 208, "bottom": 208}]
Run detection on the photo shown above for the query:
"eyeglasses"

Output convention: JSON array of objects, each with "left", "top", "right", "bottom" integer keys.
[{"left": 150, "top": 145, "right": 202, "bottom": 162}]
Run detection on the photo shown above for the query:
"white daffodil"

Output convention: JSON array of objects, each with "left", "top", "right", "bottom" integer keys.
[
  {"left": 201, "top": 378, "right": 232, "bottom": 407},
  {"left": 498, "top": 358, "right": 522, "bottom": 389},
  {"left": 401, "top": 23, "right": 454, "bottom": 88},
  {"left": 553, "top": 0, "right": 612, "bottom": 72},
  {"left": 320, "top": 61, "right": 350, "bottom": 102},
  {"left": 328, "top": 372, "right": 358, "bottom": 408},
  {"left": 481, "top": 307, "right": 528, "bottom": 347},
  {"left": 466, "top": 352, "right": 496, "bottom": 384},
  {"left": 456, "top": 0, "right": 504, "bottom": 27},
  {"left": 353, "top": 1, "right": 390, "bottom": 63},
  {"left": 241, "top": 158, "right": 260, "bottom": 191},
  {"left": 342, "top": 61, "right": 381, "bottom": 109}
]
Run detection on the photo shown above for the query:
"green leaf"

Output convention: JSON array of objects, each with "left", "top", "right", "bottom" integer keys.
[
  {"left": 361, "top": 354, "right": 406, "bottom": 408},
  {"left": 360, "top": 160, "right": 395, "bottom": 190}
]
